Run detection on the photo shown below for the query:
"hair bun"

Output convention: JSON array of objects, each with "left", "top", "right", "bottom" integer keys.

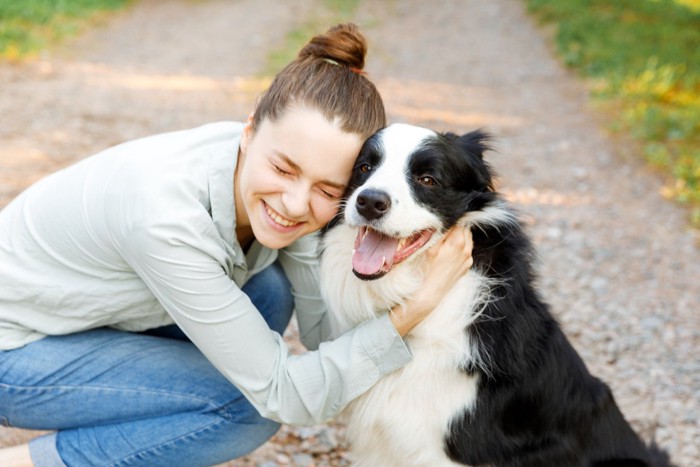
[{"left": 298, "top": 23, "right": 367, "bottom": 71}]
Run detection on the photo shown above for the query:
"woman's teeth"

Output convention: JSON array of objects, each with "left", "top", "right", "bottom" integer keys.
[{"left": 266, "top": 204, "right": 300, "bottom": 227}]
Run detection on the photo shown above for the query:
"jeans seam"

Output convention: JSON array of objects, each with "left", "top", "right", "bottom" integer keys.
[
  {"left": 1, "top": 382, "right": 221, "bottom": 408},
  {"left": 107, "top": 413, "right": 231, "bottom": 467}
]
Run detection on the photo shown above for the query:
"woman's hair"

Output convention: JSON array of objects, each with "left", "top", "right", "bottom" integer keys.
[{"left": 251, "top": 23, "right": 386, "bottom": 140}]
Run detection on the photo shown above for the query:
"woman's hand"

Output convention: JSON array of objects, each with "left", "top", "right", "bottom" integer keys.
[{"left": 389, "top": 227, "right": 474, "bottom": 336}]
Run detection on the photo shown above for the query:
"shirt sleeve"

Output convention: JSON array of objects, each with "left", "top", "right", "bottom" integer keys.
[
  {"left": 277, "top": 233, "right": 338, "bottom": 350},
  {"left": 120, "top": 216, "right": 412, "bottom": 425}
]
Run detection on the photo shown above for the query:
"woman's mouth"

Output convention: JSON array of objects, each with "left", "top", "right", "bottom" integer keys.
[{"left": 263, "top": 201, "right": 302, "bottom": 229}]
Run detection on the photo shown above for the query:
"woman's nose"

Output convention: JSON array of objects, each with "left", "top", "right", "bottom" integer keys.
[{"left": 282, "top": 183, "right": 311, "bottom": 218}]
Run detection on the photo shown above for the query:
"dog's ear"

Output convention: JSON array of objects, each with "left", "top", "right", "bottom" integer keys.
[
  {"left": 456, "top": 129, "right": 491, "bottom": 161},
  {"left": 447, "top": 130, "right": 494, "bottom": 192}
]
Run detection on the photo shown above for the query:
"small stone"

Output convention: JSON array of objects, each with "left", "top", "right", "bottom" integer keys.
[
  {"left": 319, "top": 427, "right": 338, "bottom": 450},
  {"left": 545, "top": 227, "right": 562, "bottom": 240},
  {"left": 292, "top": 453, "right": 315, "bottom": 466},
  {"left": 590, "top": 277, "right": 608, "bottom": 295}
]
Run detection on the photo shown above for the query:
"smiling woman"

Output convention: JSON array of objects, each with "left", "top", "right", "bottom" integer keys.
[
  {"left": 0, "top": 23, "right": 474, "bottom": 467},
  {"left": 235, "top": 105, "right": 363, "bottom": 250}
]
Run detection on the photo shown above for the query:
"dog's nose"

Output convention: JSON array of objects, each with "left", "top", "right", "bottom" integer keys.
[{"left": 356, "top": 189, "right": 391, "bottom": 220}]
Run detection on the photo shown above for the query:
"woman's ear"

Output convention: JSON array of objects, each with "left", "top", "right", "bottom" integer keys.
[{"left": 240, "top": 112, "right": 255, "bottom": 154}]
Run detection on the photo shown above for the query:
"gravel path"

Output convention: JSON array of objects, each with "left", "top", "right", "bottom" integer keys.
[{"left": 1, "top": 0, "right": 698, "bottom": 465}]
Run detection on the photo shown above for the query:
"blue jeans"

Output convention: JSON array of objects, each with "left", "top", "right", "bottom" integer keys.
[{"left": 0, "top": 262, "right": 294, "bottom": 467}]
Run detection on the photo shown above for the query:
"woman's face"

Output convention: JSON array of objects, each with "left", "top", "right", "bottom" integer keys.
[{"left": 235, "top": 105, "right": 364, "bottom": 249}]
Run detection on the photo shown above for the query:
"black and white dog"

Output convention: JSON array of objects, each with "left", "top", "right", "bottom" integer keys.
[{"left": 320, "top": 123, "right": 659, "bottom": 466}]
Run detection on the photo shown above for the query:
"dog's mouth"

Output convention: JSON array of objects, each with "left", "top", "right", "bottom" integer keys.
[{"left": 352, "top": 226, "right": 435, "bottom": 280}]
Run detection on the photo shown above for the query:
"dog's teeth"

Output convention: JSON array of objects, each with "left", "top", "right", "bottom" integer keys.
[{"left": 381, "top": 257, "right": 386, "bottom": 267}]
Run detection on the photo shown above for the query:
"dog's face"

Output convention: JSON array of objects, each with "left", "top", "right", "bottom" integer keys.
[{"left": 341, "top": 123, "right": 493, "bottom": 280}]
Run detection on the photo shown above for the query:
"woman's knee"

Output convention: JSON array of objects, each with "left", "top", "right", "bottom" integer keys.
[
  {"left": 52, "top": 398, "right": 281, "bottom": 466},
  {"left": 214, "top": 397, "right": 281, "bottom": 456}
]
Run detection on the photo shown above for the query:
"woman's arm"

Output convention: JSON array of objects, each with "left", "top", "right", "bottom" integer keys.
[
  {"left": 120, "top": 216, "right": 411, "bottom": 425},
  {"left": 276, "top": 233, "right": 337, "bottom": 350}
]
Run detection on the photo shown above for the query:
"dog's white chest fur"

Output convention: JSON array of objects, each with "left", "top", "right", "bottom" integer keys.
[{"left": 321, "top": 225, "right": 485, "bottom": 466}]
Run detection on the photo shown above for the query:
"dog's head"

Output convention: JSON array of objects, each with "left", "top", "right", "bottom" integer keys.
[{"left": 336, "top": 123, "right": 496, "bottom": 280}]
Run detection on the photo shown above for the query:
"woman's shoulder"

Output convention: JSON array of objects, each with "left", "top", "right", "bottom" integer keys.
[
  {"left": 109, "top": 121, "right": 244, "bottom": 158},
  {"left": 96, "top": 122, "right": 243, "bottom": 227}
]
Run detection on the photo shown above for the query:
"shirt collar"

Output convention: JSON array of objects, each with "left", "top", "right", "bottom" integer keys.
[
  {"left": 207, "top": 135, "right": 239, "bottom": 254},
  {"left": 207, "top": 129, "right": 278, "bottom": 280}
]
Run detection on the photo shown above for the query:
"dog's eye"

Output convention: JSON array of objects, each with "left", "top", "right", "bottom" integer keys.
[
  {"left": 358, "top": 164, "right": 372, "bottom": 174},
  {"left": 417, "top": 176, "right": 437, "bottom": 186}
]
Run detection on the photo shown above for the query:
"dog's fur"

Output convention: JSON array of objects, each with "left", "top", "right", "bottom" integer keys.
[{"left": 320, "top": 124, "right": 659, "bottom": 466}]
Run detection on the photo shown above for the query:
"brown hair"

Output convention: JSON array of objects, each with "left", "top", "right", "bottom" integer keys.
[{"left": 251, "top": 23, "right": 386, "bottom": 140}]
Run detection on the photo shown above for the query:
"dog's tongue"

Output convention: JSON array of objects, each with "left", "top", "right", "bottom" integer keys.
[{"left": 352, "top": 228, "right": 398, "bottom": 276}]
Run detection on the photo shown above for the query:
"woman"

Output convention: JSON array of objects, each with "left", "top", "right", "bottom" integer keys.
[{"left": 0, "top": 24, "right": 473, "bottom": 466}]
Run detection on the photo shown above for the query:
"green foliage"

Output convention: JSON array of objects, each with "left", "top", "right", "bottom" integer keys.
[
  {"left": 0, "top": 0, "right": 131, "bottom": 59},
  {"left": 527, "top": 0, "right": 700, "bottom": 223}
]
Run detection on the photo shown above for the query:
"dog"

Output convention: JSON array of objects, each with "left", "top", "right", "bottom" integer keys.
[{"left": 319, "top": 123, "right": 660, "bottom": 466}]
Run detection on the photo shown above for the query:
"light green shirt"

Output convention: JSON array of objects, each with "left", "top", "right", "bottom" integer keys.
[{"left": 0, "top": 122, "right": 411, "bottom": 424}]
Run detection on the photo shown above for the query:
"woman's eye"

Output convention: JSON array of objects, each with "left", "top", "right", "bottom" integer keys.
[
  {"left": 273, "top": 164, "right": 292, "bottom": 175},
  {"left": 321, "top": 190, "right": 339, "bottom": 200},
  {"left": 418, "top": 176, "right": 437, "bottom": 186}
]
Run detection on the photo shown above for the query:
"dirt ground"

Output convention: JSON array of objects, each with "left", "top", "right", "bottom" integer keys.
[{"left": 1, "top": 0, "right": 698, "bottom": 465}]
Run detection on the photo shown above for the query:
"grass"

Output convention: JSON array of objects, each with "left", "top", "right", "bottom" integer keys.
[
  {"left": 526, "top": 0, "right": 700, "bottom": 225},
  {"left": 0, "top": 0, "right": 131, "bottom": 60}
]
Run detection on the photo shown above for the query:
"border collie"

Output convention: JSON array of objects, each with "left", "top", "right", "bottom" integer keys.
[{"left": 320, "top": 124, "right": 659, "bottom": 466}]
